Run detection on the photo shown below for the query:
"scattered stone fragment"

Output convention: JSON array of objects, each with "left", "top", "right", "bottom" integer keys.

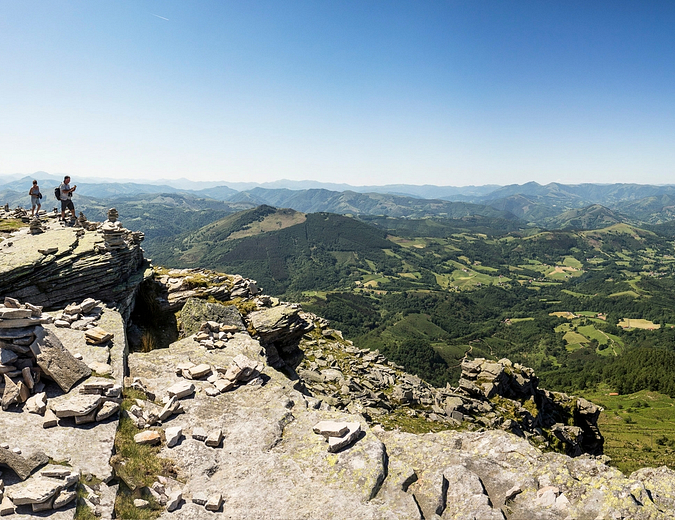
[
  {"left": 192, "top": 492, "right": 208, "bottom": 506},
  {"left": 42, "top": 409, "right": 58, "bottom": 428},
  {"left": 188, "top": 363, "right": 211, "bottom": 379},
  {"left": 204, "top": 386, "right": 220, "bottom": 397},
  {"left": 166, "top": 380, "right": 195, "bottom": 399},
  {"left": 6, "top": 475, "right": 63, "bottom": 505},
  {"left": 313, "top": 420, "right": 349, "bottom": 438},
  {"left": 79, "top": 377, "right": 115, "bottom": 394},
  {"left": 85, "top": 327, "right": 114, "bottom": 344},
  {"left": 214, "top": 378, "right": 236, "bottom": 393},
  {"left": 24, "top": 392, "right": 47, "bottom": 415},
  {"left": 1, "top": 375, "right": 20, "bottom": 410},
  {"left": 192, "top": 427, "right": 208, "bottom": 442},
  {"left": 89, "top": 361, "right": 113, "bottom": 375},
  {"left": 205, "top": 429, "right": 223, "bottom": 447},
  {"left": 134, "top": 431, "right": 161, "bottom": 446},
  {"left": 0, "top": 496, "right": 14, "bottom": 516},
  {"left": 166, "top": 489, "right": 182, "bottom": 512},
  {"left": 205, "top": 493, "right": 223, "bottom": 511},
  {"left": 505, "top": 485, "right": 523, "bottom": 502},
  {"left": 96, "top": 401, "right": 120, "bottom": 421},
  {"left": 50, "top": 394, "right": 102, "bottom": 418},
  {"left": 40, "top": 465, "right": 73, "bottom": 479},
  {"left": 53, "top": 490, "right": 76, "bottom": 509},
  {"left": 134, "top": 498, "right": 150, "bottom": 509},
  {"left": 165, "top": 426, "right": 183, "bottom": 448},
  {"left": 327, "top": 422, "right": 362, "bottom": 453}
]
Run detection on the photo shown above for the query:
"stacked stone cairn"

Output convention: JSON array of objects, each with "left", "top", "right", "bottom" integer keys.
[
  {"left": 193, "top": 320, "right": 240, "bottom": 350},
  {"left": 28, "top": 217, "right": 43, "bottom": 235},
  {"left": 1, "top": 297, "right": 53, "bottom": 412},
  {"left": 99, "top": 208, "right": 128, "bottom": 250},
  {"left": 74, "top": 211, "right": 98, "bottom": 231}
]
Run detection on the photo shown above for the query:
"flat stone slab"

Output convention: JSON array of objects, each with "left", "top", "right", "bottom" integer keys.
[
  {"left": 32, "top": 326, "right": 92, "bottom": 392},
  {"left": 50, "top": 394, "right": 102, "bottom": 418},
  {"left": 6, "top": 476, "right": 64, "bottom": 505},
  {"left": 0, "top": 446, "right": 49, "bottom": 481}
]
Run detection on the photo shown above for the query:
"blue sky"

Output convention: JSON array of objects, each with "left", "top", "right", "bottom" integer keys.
[{"left": 1, "top": 1, "right": 674, "bottom": 186}]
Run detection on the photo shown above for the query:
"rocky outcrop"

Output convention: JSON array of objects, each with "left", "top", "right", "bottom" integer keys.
[
  {"left": 124, "top": 317, "right": 675, "bottom": 519},
  {"left": 456, "top": 357, "right": 604, "bottom": 456},
  {"left": 0, "top": 211, "right": 149, "bottom": 320},
  {"left": 1, "top": 210, "right": 674, "bottom": 519}
]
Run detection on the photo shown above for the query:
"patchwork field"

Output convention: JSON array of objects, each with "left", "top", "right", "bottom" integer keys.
[{"left": 581, "top": 388, "right": 675, "bottom": 474}]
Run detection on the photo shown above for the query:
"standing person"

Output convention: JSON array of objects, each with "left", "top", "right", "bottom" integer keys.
[
  {"left": 59, "top": 175, "right": 76, "bottom": 221},
  {"left": 28, "top": 179, "right": 41, "bottom": 217}
]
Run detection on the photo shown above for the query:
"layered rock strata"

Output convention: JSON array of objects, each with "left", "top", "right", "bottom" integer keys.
[{"left": 0, "top": 212, "right": 148, "bottom": 319}]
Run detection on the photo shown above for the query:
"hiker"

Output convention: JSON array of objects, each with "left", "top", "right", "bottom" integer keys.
[
  {"left": 28, "top": 179, "right": 41, "bottom": 217},
  {"left": 59, "top": 175, "right": 77, "bottom": 221}
]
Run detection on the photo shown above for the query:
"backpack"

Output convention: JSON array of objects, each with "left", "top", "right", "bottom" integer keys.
[{"left": 54, "top": 187, "right": 61, "bottom": 200}]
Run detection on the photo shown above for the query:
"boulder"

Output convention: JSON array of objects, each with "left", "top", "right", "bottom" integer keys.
[{"left": 180, "top": 298, "right": 245, "bottom": 337}]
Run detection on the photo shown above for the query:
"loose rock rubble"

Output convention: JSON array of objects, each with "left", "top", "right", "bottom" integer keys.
[{"left": 0, "top": 464, "right": 79, "bottom": 514}]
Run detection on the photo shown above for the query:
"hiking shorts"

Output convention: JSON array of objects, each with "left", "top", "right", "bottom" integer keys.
[
  {"left": 31, "top": 195, "right": 40, "bottom": 207},
  {"left": 61, "top": 199, "right": 74, "bottom": 212}
]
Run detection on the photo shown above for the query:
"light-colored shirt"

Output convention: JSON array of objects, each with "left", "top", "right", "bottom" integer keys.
[{"left": 60, "top": 182, "right": 70, "bottom": 201}]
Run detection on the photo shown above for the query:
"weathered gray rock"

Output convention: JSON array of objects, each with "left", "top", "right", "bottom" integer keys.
[
  {"left": 166, "top": 380, "right": 195, "bottom": 399},
  {"left": 205, "top": 429, "right": 223, "bottom": 447},
  {"left": 0, "top": 496, "right": 15, "bottom": 516},
  {"left": 327, "top": 422, "right": 362, "bottom": 453},
  {"left": 180, "top": 298, "right": 245, "bottom": 337},
  {"left": 0, "top": 446, "right": 48, "bottom": 480},
  {"left": 313, "top": 420, "right": 349, "bottom": 438},
  {"left": 31, "top": 326, "right": 92, "bottom": 392},
  {"left": 1, "top": 375, "right": 20, "bottom": 410},
  {"left": 205, "top": 493, "right": 223, "bottom": 511},
  {"left": 134, "top": 431, "right": 161, "bottom": 445},
  {"left": 24, "top": 392, "right": 47, "bottom": 415},
  {"left": 96, "top": 401, "right": 120, "bottom": 421},
  {"left": 50, "top": 393, "right": 102, "bottom": 418},
  {"left": 165, "top": 426, "right": 183, "bottom": 448},
  {"left": 6, "top": 475, "right": 63, "bottom": 505}
]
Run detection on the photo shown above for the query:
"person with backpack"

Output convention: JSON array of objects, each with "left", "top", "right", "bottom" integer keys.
[
  {"left": 28, "top": 179, "right": 41, "bottom": 217},
  {"left": 59, "top": 175, "right": 77, "bottom": 222}
]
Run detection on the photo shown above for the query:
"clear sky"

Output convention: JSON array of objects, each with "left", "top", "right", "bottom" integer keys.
[{"left": 1, "top": 1, "right": 674, "bottom": 186}]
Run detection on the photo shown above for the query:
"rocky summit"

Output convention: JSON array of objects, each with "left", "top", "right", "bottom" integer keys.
[{"left": 0, "top": 210, "right": 675, "bottom": 519}]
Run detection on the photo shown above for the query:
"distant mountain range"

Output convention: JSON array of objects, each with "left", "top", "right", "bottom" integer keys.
[{"left": 4, "top": 173, "right": 675, "bottom": 228}]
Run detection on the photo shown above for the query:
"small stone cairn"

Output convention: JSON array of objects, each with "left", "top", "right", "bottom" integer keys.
[
  {"left": 74, "top": 211, "right": 98, "bottom": 231},
  {"left": 97, "top": 208, "right": 144, "bottom": 251},
  {"left": 193, "top": 320, "right": 240, "bottom": 350},
  {"left": 100, "top": 208, "right": 127, "bottom": 250},
  {"left": 28, "top": 217, "right": 43, "bottom": 235}
]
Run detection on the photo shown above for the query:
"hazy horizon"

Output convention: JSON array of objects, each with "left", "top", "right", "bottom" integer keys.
[{"left": 2, "top": 1, "right": 674, "bottom": 185}]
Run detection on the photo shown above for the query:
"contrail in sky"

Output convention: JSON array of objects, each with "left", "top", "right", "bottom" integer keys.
[{"left": 152, "top": 14, "right": 169, "bottom": 21}]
